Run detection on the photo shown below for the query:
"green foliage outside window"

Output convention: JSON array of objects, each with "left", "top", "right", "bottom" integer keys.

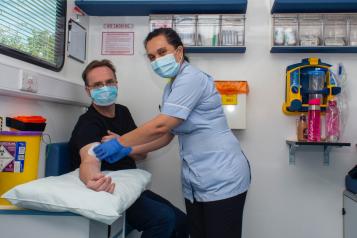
[
  {"left": 0, "top": 0, "right": 66, "bottom": 71},
  {"left": 0, "top": 27, "right": 56, "bottom": 64}
]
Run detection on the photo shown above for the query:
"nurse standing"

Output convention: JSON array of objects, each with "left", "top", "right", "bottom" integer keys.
[{"left": 94, "top": 28, "right": 251, "bottom": 238}]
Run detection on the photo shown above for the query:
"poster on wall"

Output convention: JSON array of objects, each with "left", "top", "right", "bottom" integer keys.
[
  {"left": 101, "top": 32, "right": 134, "bottom": 55},
  {"left": 67, "top": 19, "right": 87, "bottom": 63}
]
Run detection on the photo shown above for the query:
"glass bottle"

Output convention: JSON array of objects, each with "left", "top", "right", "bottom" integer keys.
[{"left": 297, "top": 114, "right": 307, "bottom": 141}]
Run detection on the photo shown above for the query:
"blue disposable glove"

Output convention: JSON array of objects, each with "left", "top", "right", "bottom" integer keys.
[
  {"left": 93, "top": 138, "right": 132, "bottom": 162},
  {"left": 105, "top": 147, "right": 132, "bottom": 164}
]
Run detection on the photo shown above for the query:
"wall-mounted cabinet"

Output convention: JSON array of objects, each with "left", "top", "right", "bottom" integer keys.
[
  {"left": 75, "top": 0, "right": 247, "bottom": 16},
  {"left": 270, "top": 0, "right": 357, "bottom": 53},
  {"left": 75, "top": 0, "right": 248, "bottom": 53},
  {"left": 343, "top": 190, "right": 357, "bottom": 238},
  {"left": 150, "top": 14, "right": 246, "bottom": 53},
  {"left": 271, "top": 14, "right": 357, "bottom": 53}
]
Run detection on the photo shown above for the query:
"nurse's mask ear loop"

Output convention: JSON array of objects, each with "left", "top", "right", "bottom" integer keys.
[{"left": 176, "top": 46, "right": 184, "bottom": 63}]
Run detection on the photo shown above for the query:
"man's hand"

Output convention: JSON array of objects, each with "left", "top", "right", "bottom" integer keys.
[
  {"left": 102, "top": 130, "right": 120, "bottom": 143},
  {"left": 85, "top": 172, "right": 116, "bottom": 194}
]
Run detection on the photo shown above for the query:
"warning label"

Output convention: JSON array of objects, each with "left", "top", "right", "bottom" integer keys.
[{"left": 0, "top": 141, "right": 26, "bottom": 173}]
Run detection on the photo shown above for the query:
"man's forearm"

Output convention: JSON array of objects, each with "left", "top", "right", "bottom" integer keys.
[{"left": 79, "top": 159, "right": 101, "bottom": 184}]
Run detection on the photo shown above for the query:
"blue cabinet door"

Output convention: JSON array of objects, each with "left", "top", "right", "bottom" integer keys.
[
  {"left": 272, "top": 0, "right": 357, "bottom": 13},
  {"left": 75, "top": 0, "right": 248, "bottom": 16}
]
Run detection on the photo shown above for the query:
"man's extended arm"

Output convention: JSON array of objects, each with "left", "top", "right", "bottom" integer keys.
[{"left": 79, "top": 143, "right": 115, "bottom": 193}]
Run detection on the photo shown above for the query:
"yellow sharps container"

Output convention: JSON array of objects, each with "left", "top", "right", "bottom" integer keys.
[{"left": 0, "top": 131, "right": 42, "bottom": 205}]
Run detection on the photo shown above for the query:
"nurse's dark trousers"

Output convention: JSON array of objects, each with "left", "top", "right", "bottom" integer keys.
[{"left": 185, "top": 191, "right": 247, "bottom": 238}]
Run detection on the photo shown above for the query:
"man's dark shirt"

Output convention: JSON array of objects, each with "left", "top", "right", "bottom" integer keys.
[{"left": 69, "top": 104, "right": 137, "bottom": 171}]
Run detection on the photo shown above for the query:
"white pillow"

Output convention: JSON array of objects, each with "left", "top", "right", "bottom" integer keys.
[{"left": 1, "top": 169, "right": 151, "bottom": 225}]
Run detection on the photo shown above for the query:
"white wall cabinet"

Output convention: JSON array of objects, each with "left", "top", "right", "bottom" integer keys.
[
  {"left": 0, "top": 207, "right": 125, "bottom": 238},
  {"left": 343, "top": 190, "right": 357, "bottom": 238}
]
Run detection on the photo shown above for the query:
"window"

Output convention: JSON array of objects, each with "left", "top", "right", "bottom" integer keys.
[{"left": 0, "top": 0, "right": 66, "bottom": 71}]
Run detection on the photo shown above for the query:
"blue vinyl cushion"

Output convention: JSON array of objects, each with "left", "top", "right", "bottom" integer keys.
[{"left": 45, "top": 142, "right": 72, "bottom": 177}]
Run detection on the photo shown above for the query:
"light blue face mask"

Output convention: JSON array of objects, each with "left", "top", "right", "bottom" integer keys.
[
  {"left": 151, "top": 53, "right": 181, "bottom": 78},
  {"left": 90, "top": 86, "right": 118, "bottom": 106}
]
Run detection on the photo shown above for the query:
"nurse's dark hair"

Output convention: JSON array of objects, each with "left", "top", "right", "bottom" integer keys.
[
  {"left": 82, "top": 59, "right": 117, "bottom": 85},
  {"left": 144, "top": 28, "right": 189, "bottom": 62}
]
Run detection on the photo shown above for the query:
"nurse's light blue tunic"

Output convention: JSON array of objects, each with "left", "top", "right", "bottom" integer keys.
[{"left": 161, "top": 61, "right": 251, "bottom": 202}]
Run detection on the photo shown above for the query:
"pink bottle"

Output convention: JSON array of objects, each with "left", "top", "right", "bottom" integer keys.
[
  {"left": 307, "top": 98, "right": 321, "bottom": 142},
  {"left": 325, "top": 99, "right": 340, "bottom": 142}
]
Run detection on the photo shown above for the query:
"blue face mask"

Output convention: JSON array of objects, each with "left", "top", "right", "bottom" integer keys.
[
  {"left": 90, "top": 86, "right": 118, "bottom": 106},
  {"left": 151, "top": 53, "right": 181, "bottom": 78}
]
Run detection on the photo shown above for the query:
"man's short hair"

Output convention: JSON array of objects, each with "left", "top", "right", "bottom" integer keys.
[{"left": 82, "top": 59, "right": 117, "bottom": 85}]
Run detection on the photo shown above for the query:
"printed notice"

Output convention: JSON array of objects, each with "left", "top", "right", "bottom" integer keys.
[
  {"left": 0, "top": 141, "right": 26, "bottom": 173},
  {"left": 101, "top": 32, "right": 134, "bottom": 55}
]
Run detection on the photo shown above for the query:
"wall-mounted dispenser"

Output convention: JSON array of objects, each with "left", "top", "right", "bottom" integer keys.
[
  {"left": 215, "top": 81, "right": 248, "bottom": 129},
  {"left": 282, "top": 58, "right": 341, "bottom": 115}
]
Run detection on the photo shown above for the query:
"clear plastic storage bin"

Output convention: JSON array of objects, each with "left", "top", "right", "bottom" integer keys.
[
  {"left": 349, "top": 16, "right": 357, "bottom": 46},
  {"left": 150, "top": 14, "right": 246, "bottom": 48},
  {"left": 196, "top": 15, "right": 220, "bottom": 46},
  {"left": 323, "top": 15, "right": 347, "bottom": 46},
  {"left": 173, "top": 15, "right": 197, "bottom": 46},
  {"left": 149, "top": 15, "right": 173, "bottom": 31},
  {"left": 220, "top": 15, "right": 245, "bottom": 46},
  {"left": 299, "top": 15, "right": 323, "bottom": 46},
  {"left": 273, "top": 15, "right": 298, "bottom": 46}
]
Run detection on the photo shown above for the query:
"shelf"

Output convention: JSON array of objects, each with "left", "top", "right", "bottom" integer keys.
[
  {"left": 271, "top": 13, "right": 357, "bottom": 53},
  {"left": 271, "top": 0, "right": 357, "bottom": 14},
  {"left": 271, "top": 46, "right": 357, "bottom": 53},
  {"left": 75, "top": 0, "right": 248, "bottom": 16},
  {"left": 185, "top": 46, "right": 246, "bottom": 53},
  {"left": 286, "top": 140, "right": 351, "bottom": 165}
]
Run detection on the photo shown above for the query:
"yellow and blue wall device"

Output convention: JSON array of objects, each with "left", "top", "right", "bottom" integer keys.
[{"left": 282, "top": 58, "right": 341, "bottom": 115}]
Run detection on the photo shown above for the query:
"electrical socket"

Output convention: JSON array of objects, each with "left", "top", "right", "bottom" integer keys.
[{"left": 20, "top": 72, "right": 38, "bottom": 93}]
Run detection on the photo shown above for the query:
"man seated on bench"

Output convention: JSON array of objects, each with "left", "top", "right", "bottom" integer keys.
[{"left": 69, "top": 59, "right": 188, "bottom": 238}]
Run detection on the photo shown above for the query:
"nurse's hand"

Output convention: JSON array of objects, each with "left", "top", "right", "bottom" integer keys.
[
  {"left": 86, "top": 172, "right": 116, "bottom": 193},
  {"left": 93, "top": 138, "right": 132, "bottom": 162},
  {"left": 105, "top": 148, "right": 132, "bottom": 164}
]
